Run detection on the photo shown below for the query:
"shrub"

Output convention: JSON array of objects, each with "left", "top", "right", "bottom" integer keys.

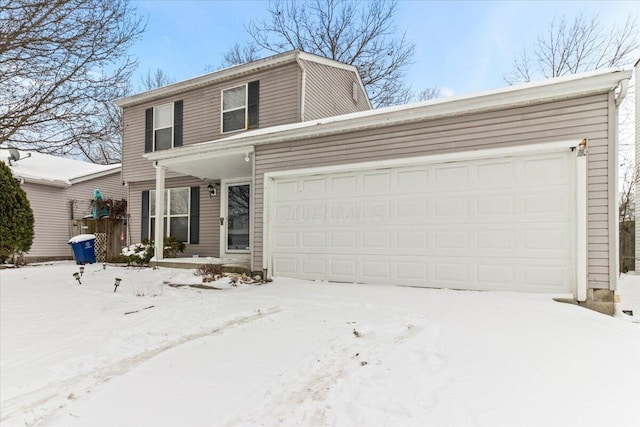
[
  {"left": 163, "top": 236, "right": 185, "bottom": 258},
  {"left": 120, "top": 241, "right": 153, "bottom": 265},
  {"left": 195, "top": 263, "right": 223, "bottom": 282},
  {"left": 119, "top": 236, "right": 185, "bottom": 265},
  {"left": 0, "top": 161, "right": 34, "bottom": 263}
]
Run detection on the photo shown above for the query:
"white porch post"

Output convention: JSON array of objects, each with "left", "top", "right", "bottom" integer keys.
[{"left": 154, "top": 163, "right": 165, "bottom": 261}]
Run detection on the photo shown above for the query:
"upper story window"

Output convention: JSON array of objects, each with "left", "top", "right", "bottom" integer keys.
[
  {"left": 145, "top": 100, "right": 183, "bottom": 153},
  {"left": 153, "top": 104, "right": 173, "bottom": 150},
  {"left": 221, "top": 81, "right": 259, "bottom": 133}
]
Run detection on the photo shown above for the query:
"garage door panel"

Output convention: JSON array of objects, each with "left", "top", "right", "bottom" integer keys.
[
  {"left": 270, "top": 151, "right": 574, "bottom": 293},
  {"left": 301, "top": 178, "right": 326, "bottom": 196},
  {"left": 398, "top": 169, "right": 428, "bottom": 190}
]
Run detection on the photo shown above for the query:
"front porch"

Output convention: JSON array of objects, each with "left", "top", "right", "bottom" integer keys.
[{"left": 148, "top": 145, "right": 255, "bottom": 270}]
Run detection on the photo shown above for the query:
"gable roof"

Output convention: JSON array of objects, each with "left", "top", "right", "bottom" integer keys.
[
  {"left": 145, "top": 67, "right": 633, "bottom": 163},
  {"left": 0, "top": 149, "right": 121, "bottom": 188},
  {"left": 115, "top": 50, "right": 368, "bottom": 108}
]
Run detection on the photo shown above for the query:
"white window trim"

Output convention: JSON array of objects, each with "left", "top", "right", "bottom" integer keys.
[
  {"left": 221, "top": 84, "right": 248, "bottom": 134},
  {"left": 150, "top": 187, "right": 190, "bottom": 243},
  {"left": 153, "top": 102, "right": 174, "bottom": 151}
]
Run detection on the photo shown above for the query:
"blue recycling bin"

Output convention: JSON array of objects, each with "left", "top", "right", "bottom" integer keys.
[{"left": 68, "top": 234, "right": 97, "bottom": 265}]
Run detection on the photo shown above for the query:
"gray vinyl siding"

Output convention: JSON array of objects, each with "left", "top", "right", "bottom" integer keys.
[
  {"left": 300, "top": 59, "right": 371, "bottom": 120},
  {"left": 67, "top": 173, "right": 126, "bottom": 219},
  {"left": 128, "top": 176, "right": 220, "bottom": 258},
  {"left": 253, "top": 93, "right": 614, "bottom": 289},
  {"left": 21, "top": 183, "right": 71, "bottom": 259},
  {"left": 122, "top": 62, "right": 301, "bottom": 183},
  {"left": 21, "top": 171, "right": 124, "bottom": 260}
]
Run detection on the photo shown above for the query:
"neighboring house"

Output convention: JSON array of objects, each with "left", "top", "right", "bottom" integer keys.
[
  {"left": 0, "top": 148, "right": 125, "bottom": 262},
  {"left": 116, "top": 49, "right": 632, "bottom": 310}
]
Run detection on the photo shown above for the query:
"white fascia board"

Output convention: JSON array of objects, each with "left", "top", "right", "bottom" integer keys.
[
  {"left": 69, "top": 166, "right": 121, "bottom": 185},
  {"left": 116, "top": 51, "right": 299, "bottom": 108},
  {"left": 144, "top": 69, "right": 632, "bottom": 163},
  {"left": 297, "top": 52, "right": 360, "bottom": 73}
]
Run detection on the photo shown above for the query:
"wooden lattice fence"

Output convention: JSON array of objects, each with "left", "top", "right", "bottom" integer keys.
[{"left": 69, "top": 218, "right": 126, "bottom": 262}]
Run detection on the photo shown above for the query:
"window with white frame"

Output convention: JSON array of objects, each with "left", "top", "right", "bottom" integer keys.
[
  {"left": 154, "top": 103, "right": 173, "bottom": 150},
  {"left": 221, "top": 81, "right": 259, "bottom": 133},
  {"left": 150, "top": 187, "right": 190, "bottom": 243}
]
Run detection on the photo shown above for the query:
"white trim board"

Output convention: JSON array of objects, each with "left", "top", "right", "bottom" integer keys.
[{"left": 263, "top": 140, "right": 582, "bottom": 180}]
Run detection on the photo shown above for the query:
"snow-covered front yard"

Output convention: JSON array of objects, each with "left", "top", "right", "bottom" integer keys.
[{"left": 1, "top": 262, "right": 639, "bottom": 427}]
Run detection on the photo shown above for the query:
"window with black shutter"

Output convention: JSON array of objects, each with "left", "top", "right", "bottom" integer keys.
[
  {"left": 143, "top": 101, "right": 184, "bottom": 151},
  {"left": 221, "top": 81, "right": 259, "bottom": 133}
]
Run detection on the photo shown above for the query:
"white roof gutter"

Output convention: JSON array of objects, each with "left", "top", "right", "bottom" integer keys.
[
  {"left": 615, "top": 77, "right": 629, "bottom": 106},
  {"left": 145, "top": 68, "right": 632, "bottom": 163},
  {"left": 16, "top": 174, "right": 71, "bottom": 188}
]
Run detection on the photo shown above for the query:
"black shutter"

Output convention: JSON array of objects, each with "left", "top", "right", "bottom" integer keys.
[
  {"left": 141, "top": 190, "right": 150, "bottom": 240},
  {"left": 189, "top": 186, "right": 199, "bottom": 244},
  {"left": 144, "top": 108, "right": 153, "bottom": 153},
  {"left": 173, "top": 100, "right": 183, "bottom": 147},
  {"left": 248, "top": 81, "right": 259, "bottom": 129}
]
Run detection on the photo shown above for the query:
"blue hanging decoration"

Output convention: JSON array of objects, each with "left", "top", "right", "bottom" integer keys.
[{"left": 92, "top": 189, "right": 109, "bottom": 219}]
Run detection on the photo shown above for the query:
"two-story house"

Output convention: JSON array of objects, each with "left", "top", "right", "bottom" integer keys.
[
  {"left": 116, "top": 50, "right": 371, "bottom": 265},
  {"left": 117, "top": 49, "right": 632, "bottom": 313}
]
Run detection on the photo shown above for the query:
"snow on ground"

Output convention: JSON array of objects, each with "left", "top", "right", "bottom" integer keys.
[
  {"left": 618, "top": 272, "right": 640, "bottom": 319},
  {"left": 1, "top": 262, "right": 639, "bottom": 427}
]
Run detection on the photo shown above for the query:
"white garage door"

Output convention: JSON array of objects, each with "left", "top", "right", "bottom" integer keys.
[{"left": 268, "top": 150, "right": 575, "bottom": 293}]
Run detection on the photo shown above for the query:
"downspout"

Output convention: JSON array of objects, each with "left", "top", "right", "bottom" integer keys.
[
  {"left": 615, "top": 78, "right": 629, "bottom": 106},
  {"left": 295, "top": 55, "right": 307, "bottom": 122}
]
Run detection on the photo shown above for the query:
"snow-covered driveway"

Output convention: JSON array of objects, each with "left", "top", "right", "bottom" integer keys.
[{"left": 1, "top": 262, "right": 639, "bottom": 426}]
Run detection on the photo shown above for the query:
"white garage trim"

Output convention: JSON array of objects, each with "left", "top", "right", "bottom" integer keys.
[
  {"left": 263, "top": 139, "right": 587, "bottom": 297},
  {"left": 576, "top": 143, "right": 588, "bottom": 302}
]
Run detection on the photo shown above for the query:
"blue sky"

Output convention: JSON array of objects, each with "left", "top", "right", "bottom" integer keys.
[{"left": 129, "top": 0, "right": 639, "bottom": 97}]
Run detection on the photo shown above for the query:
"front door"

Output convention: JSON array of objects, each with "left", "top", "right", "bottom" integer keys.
[{"left": 221, "top": 179, "right": 251, "bottom": 260}]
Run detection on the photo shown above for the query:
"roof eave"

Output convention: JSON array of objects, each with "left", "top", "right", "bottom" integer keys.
[
  {"left": 145, "top": 68, "right": 632, "bottom": 163},
  {"left": 115, "top": 50, "right": 300, "bottom": 108},
  {"left": 69, "top": 166, "right": 121, "bottom": 185}
]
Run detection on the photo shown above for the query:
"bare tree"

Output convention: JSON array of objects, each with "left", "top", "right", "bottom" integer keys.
[
  {"left": 219, "top": 43, "right": 261, "bottom": 69},
  {"left": 221, "top": 0, "right": 429, "bottom": 107},
  {"left": 619, "top": 155, "right": 637, "bottom": 272},
  {"left": 139, "top": 68, "right": 175, "bottom": 91},
  {"left": 0, "top": 0, "right": 145, "bottom": 164},
  {"left": 505, "top": 13, "right": 639, "bottom": 84}
]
